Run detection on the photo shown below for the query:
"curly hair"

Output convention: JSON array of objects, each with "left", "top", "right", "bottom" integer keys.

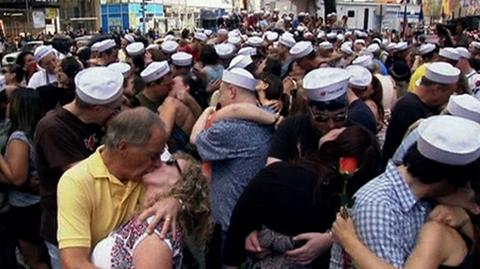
[{"left": 150, "top": 152, "right": 213, "bottom": 248}]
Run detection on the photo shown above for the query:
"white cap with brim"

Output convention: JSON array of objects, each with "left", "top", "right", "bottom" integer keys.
[
  {"left": 91, "top": 42, "right": 102, "bottom": 53},
  {"left": 34, "top": 45, "right": 54, "bottom": 62},
  {"left": 456, "top": 47, "right": 471, "bottom": 59},
  {"left": 171, "top": 52, "right": 193, "bottom": 66},
  {"left": 352, "top": 55, "right": 374, "bottom": 68},
  {"left": 228, "top": 36, "right": 242, "bottom": 46},
  {"left": 266, "top": 32, "right": 279, "bottom": 42},
  {"left": 97, "top": 39, "right": 117, "bottom": 53},
  {"left": 354, "top": 39, "right": 365, "bottom": 46},
  {"left": 247, "top": 36, "right": 264, "bottom": 47},
  {"left": 194, "top": 32, "right": 208, "bottom": 42},
  {"left": 367, "top": 43, "right": 381, "bottom": 53},
  {"left": 126, "top": 42, "right": 145, "bottom": 56},
  {"left": 424, "top": 62, "right": 460, "bottom": 85},
  {"left": 395, "top": 42, "right": 408, "bottom": 51},
  {"left": 204, "top": 30, "right": 213, "bottom": 36},
  {"left": 419, "top": 43, "right": 436, "bottom": 55},
  {"left": 228, "top": 55, "right": 253, "bottom": 70},
  {"left": 340, "top": 43, "right": 353, "bottom": 55},
  {"left": 319, "top": 41, "right": 333, "bottom": 50},
  {"left": 418, "top": 115, "right": 480, "bottom": 165},
  {"left": 303, "top": 68, "right": 350, "bottom": 102},
  {"left": 161, "top": 40, "right": 179, "bottom": 54},
  {"left": 279, "top": 33, "right": 296, "bottom": 48},
  {"left": 290, "top": 41, "right": 314, "bottom": 60},
  {"left": 326, "top": 32, "right": 337, "bottom": 40},
  {"left": 218, "top": 28, "right": 228, "bottom": 35},
  {"left": 238, "top": 47, "right": 257, "bottom": 56},
  {"left": 141, "top": 61, "right": 170, "bottom": 83},
  {"left": 108, "top": 62, "right": 131, "bottom": 78},
  {"left": 386, "top": 43, "right": 397, "bottom": 50},
  {"left": 75, "top": 67, "right": 123, "bottom": 105},
  {"left": 337, "top": 34, "right": 345, "bottom": 42},
  {"left": 439, "top": 47, "right": 460, "bottom": 61},
  {"left": 124, "top": 34, "right": 135, "bottom": 43},
  {"left": 215, "top": 43, "right": 235, "bottom": 59},
  {"left": 164, "top": 34, "right": 177, "bottom": 41},
  {"left": 222, "top": 68, "right": 258, "bottom": 91},
  {"left": 346, "top": 65, "right": 372, "bottom": 88},
  {"left": 446, "top": 94, "right": 480, "bottom": 123},
  {"left": 317, "top": 31, "right": 326, "bottom": 39},
  {"left": 470, "top": 41, "right": 480, "bottom": 50}
]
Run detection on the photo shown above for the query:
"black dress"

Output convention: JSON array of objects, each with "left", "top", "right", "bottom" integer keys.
[{"left": 223, "top": 162, "right": 342, "bottom": 268}]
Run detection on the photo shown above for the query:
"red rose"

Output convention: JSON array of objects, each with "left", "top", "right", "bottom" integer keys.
[
  {"left": 475, "top": 80, "right": 480, "bottom": 87},
  {"left": 339, "top": 157, "right": 358, "bottom": 176}
]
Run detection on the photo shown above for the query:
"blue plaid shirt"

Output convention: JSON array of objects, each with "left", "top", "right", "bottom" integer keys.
[{"left": 329, "top": 162, "right": 431, "bottom": 269}]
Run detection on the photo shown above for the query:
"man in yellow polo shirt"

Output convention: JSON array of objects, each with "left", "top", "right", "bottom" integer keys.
[
  {"left": 408, "top": 43, "right": 438, "bottom": 91},
  {"left": 57, "top": 107, "right": 170, "bottom": 269}
]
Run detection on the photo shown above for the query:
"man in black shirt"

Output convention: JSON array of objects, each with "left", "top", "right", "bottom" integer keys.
[
  {"left": 267, "top": 67, "right": 376, "bottom": 165},
  {"left": 382, "top": 62, "right": 460, "bottom": 168}
]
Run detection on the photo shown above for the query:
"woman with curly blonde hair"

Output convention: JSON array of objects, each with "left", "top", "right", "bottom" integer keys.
[{"left": 91, "top": 152, "right": 212, "bottom": 269}]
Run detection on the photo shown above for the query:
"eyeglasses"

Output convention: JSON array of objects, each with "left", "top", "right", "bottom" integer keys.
[
  {"left": 309, "top": 108, "right": 348, "bottom": 123},
  {"left": 165, "top": 158, "right": 183, "bottom": 175}
]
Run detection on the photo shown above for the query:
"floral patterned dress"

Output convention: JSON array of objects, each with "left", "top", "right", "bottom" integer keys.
[{"left": 91, "top": 216, "right": 183, "bottom": 269}]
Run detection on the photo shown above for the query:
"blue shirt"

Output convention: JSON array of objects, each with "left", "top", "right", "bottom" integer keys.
[
  {"left": 196, "top": 117, "right": 273, "bottom": 231},
  {"left": 391, "top": 126, "right": 421, "bottom": 164},
  {"left": 374, "top": 59, "right": 389, "bottom": 76},
  {"left": 329, "top": 162, "right": 431, "bottom": 269}
]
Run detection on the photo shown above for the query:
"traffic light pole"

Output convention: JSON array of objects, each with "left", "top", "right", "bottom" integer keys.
[{"left": 142, "top": 0, "right": 146, "bottom": 35}]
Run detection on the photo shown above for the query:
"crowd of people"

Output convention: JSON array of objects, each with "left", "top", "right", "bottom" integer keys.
[{"left": 0, "top": 8, "right": 479, "bottom": 269}]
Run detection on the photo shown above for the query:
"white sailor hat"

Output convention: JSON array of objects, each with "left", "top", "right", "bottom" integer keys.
[
  {"left": 124, "top": 34, "right": 135, "bottom": 43},
  {"left": 141, "top": 61, "right": 170, "bottom": 83},
  {"left": 372, "top": 38, "right": 382, "bottom": 45},
  {"left": 0, "top": 75, "right": 5, "bottom": 93},
  {"left": 346, "top": 65, "right": 372, "bottom": 88},
  {"left": 354, "top": 39, "right": 366, "bottom": 46},
  {"left": 326, "top": 32, "right": 337, "bottom": 40},
  {"left": 126, "top": 42, "right": 145, "bottom": 57},
  {"left": 34, "top": 45, "right": 54, "bottom": 62},
  {"left": 75, "top": 67, "right": 123, "bottom": 105},
  {"left": 217, "top": 28, "right": 228, "bottom": 35},
  {"left": 340, "top": 43, "right": 353, "bottom": 55},
  {"left": 228, "top": 35, "right": 242, "bottom": 46},
  {"left": 337, "top": 34, "right": 345, "bottom": 42},
  {"left": 247, "top": 36, "right": 264, "bottom": 47},
  {"left": 228, "top": 55, "right": 253, "bottom": 70},
  {"left": 228, "top": 30, "right": 240, "bottom": 38},
  {"left": 386, "top": 42, "right": 397, "bottom": 51},
  {"left": 222, "top": 68, "right": 258, "bottom": 91},
  {"left": 215, "top": 43, "right": 235, "bottom": 59},
  {"left": 274, "top": 8, "right": 280, "bottom": 12},
  {"left": 266, "top": 32, "right": 279, "bottom": 42},
  {"left": 446, "top": 94, "right": 480, "bottom": 123},
  {"left": 97, "top": 39, "right": 117, "bottom": 53},
  {"left": 146, "top": 44, "right": 159, "bottom": 51},
  {"left": 352, "top": 55, "right": 374, "bottom": 68},
  {"left": 171, "top": 52, "right": 193, "bottom": 66},
  {"left": 108, "top": 62, "right": 131, "bottom": 78},
  {"left": 90, "top": 42, "right": 102, "bottom": 53},
  {"left": 303, "top": 68, "right": 350, "bottom": 102},
  {"left": 419, "top": 43, "right": 436, "bottom": 55},
  {"left": 439, "top": 47, "right": 460, "bottom": 61},
  {"left": 345, "top": 31, "right": 352, "bottom": 37},
  {"left": 284, "top": 16, "right": 292, "bottom": 22},
  {"left": 367, "top": 43, "right": 381, "bottom": 53},
  {"left": 424, "top": 62, "right": 460, "bottom": 85},
  {"left": 279, "top": 33, "right": 296, "bottom": 48},
  {"left": 196, "top": 28, "right": 204, "bottom": 33},
  {"left": 381, "top": 39, "right": 390, "bottom": 48},
  {"left": 417, "top": 115, "right": 480, "bottom": 165},
  {"left": 296, "top": 26, "right": 305, "bottom": 32},
  {"left": 317, "top": 31, "right": 326, "bottom": 39},
  {"left": 470, "top": 41, "right": 480, "bottom": 50},
  {"left": 298, "top": 12, "right": 306, "bottom": 17},
  {"left": 164, "top": 34, "right": 176, "bottom": 41},
  {"left": 161, "top": 40, "right": 179, "bottom": 54},
  {"left": 251, "top": 31, "right": 262, "bottom": 37},
  {"left": 358, "top": 32, "right": 368, "bottom": 38},
  {"left": 395, "top": 42, "right": 409, "bottom": 51},
  {"left": 456, "top": 47, "right": 471, "bottom": 59},
  {"left": 194, "top": 32, "right": 208, "bottom": 42},
  {"left": 290, "top": 41, "right": 314, "bottom": 60},
  {"left": 204, "top": 29, "right": 213, "bottom": 36},
  {"left": 319, "top": 41, "right": 333, "bottom": 50},
  {"left": 238, "top": 46, "right": 257, "bottom": 56}
]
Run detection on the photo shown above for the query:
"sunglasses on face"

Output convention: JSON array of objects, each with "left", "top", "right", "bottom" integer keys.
[
  {"left": 309, "top": 109, "right": 348, "bottom": 123},
  {"left": 165, "top": 158, "right": 182, "bottom": 175}
]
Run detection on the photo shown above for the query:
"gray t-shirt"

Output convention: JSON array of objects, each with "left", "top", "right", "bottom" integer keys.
[
  {"left": 196, "top": 117, "right": 273, "bottom": 231},
  {"left": 6, "top": 131, "right": 40, "bottom": 207}
]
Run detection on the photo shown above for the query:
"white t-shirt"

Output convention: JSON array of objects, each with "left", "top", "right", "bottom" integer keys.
[{"left": 27, "top": 69, "right": 57, "bottom": 89}]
